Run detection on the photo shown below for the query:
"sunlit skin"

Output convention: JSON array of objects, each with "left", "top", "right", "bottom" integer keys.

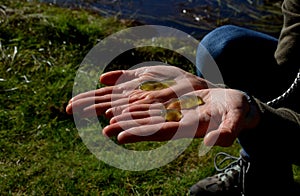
[
  {"left": 66, "top": 65, "right": 216, "bottom": 118},
  {"left": 104, "top": 89, "right": 261, "bottom": 146},
  {"left": 66, "top": 65, "right": 261, "bottom": 147}
]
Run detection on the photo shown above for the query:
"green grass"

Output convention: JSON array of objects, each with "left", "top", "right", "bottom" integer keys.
[{"left": 0, "top": 0, "right": 299, "bottom": 195}]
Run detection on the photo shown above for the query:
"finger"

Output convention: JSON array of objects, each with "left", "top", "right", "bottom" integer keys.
[
  {"left": 128, "top": 90, "right": 153, "bottom": 103},
  {"left": 203, "top": 111, "right": 242, "bottom": 147},
  {"left": 123, "top": 103, "right": 164, "bottom": 113},
  {"left": 68, "top": 86, "right": 126, "bottom": 105},
  {"left": 117, "top": 122, "right": 180, "bottom": 144},
  {"left": 129, "top": 89, "right": 181, "bottom": 104},
  {"left": 67, "top": 96, "right": 107, "bottom": 115},
  {"left": 83, "top": 97, "right": 132, "bottom": 117},
  {"left": 100, "top": 70, "right": 124, "bottom": 85},
  {"left": 66, "top": 95, "right": 129, "bottom": 115},
  {"left": 110, "top": 109, "right": 163, "bottom": 124},
  {"left": 67, "top": 97, "right": 110, "bottom": 116},
  {"left": 100, "top": 70, "right": 136, "bottom": 86},
  {"left": 82, "top": 102, "right": 112, "bottom": 117},
  {"left": 103, "top": 116, "right": 166, "bottom": 137},
  {"left": 116, "top": 109, "right": 210, "bottom": 144},
  {"left": 106, "top": 103, "right": 164, "bottom": 118},
  {"left": 203, "top": 128, "right": 235, "bottom": 147}
]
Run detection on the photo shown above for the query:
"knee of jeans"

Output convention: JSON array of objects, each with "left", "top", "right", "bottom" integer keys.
[
  {"left": 196, "top": 25, "right": 238, "bottom": 76},
  {"left": 200, "top": 25, "right": 242, "bottom": 58}
]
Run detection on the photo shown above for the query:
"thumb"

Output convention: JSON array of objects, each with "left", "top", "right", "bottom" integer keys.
[
  {"left": 100, "top": 70, "right": 137, "bottom": 86},
  {"left": 100, "top": 70, "right": 124, "bottom": 86},
  {"left": 203, "top": 120, "right": 238, "bottom": 147}
]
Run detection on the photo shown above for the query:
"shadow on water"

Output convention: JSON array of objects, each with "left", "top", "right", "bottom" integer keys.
[{"left": 40, "top": 0, "right": 283, "bottom": 39}]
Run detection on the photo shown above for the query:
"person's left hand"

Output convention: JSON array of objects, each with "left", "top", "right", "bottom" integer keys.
[
  {"left": 103, "top": 88, "right": 261, "bottom": 147},
  {"left": 66, "top": 65, "right": 215, "bottom": 118}
]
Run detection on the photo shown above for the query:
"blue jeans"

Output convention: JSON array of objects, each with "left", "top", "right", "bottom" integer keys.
[
  {"left": 196, "top": 25, "right": 296, "bottom": 103},
  {"left": 196, "top": 25, "right": 296, "bottom": 159},
  {"left": 196, "top": 24, "right": 299, "bottom": 192}
]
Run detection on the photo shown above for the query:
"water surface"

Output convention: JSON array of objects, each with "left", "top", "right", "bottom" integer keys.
[{"left": 41, "top": 0, "right": 283, "bottom": 38}]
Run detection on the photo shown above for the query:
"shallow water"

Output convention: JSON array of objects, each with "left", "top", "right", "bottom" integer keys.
[{"left": 40, "top": 0, "right": 283, "bottom": 38}]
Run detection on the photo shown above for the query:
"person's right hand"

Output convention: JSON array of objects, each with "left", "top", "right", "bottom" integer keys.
[
  {"left": 66, "top": 65, "right": 216, "bottom": 118},
  {"left": 103, "top": 88, "right": 261, "bottom": 147}
]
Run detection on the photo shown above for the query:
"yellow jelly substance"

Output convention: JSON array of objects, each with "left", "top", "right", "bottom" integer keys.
[
  {"left": 138, "top": 80, "right": 205, "bottom": 122},
  {"left": 139, "top": 79, "right": 176, "bottom": 91},
  {"left": 163, "top": 95, "right": 205, "bottom": 122},
  {"left": 162, "top": 109, "right": 183, "bottom": 122},
  {"left": 166, "top": 95, "right": 204, "bottom": 110}
]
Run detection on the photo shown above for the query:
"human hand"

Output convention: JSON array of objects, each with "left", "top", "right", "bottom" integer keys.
[
  {"left": 66, "top": 65, "right": 216, "bottom": 118},
  {"left": 103, "top": 88, "right": 261, "bottom": 147}
]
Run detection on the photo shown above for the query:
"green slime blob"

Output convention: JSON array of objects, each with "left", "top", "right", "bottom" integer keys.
[
  {"left": 162, "top": 109, "right": 183, "bottom": 122},
  {"left": 163, "top": 95, "right": 205, "bottom": 122},
  {"left": 138, "top": 80, "right": 205, "bottom": 122},
  {"left": 139, "top": 79, "right": 176, "bottom": 91},
  {"left": 166, "top": 95, "right": 205, "bottom": 110}
]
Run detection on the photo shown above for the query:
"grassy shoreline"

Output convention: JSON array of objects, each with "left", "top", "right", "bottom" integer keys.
[
  {"left": 0, "top": 1, "right": 215, "bottom": 195},
  {"left": 0, "top": 0, "right": 299, "bottom": 195}
]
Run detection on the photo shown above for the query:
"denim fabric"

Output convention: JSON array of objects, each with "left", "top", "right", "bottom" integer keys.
[
  {"left": 197, "top": 25, "right": 279, "bottom": 156},
  {"left": 196, "top": 25, "right": 297, "bottom": 103},
  {"left": 196, "top": 25, "right": 298, "bottom": 162}
]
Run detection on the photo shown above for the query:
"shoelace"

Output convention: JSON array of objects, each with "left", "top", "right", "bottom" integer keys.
[{"left": 214, "top": 152, "right": 251, "bottom": 196}]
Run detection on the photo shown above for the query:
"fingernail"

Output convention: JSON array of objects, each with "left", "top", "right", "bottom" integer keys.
[
  {"left": 110, "top": 117, "right": 117, "bottom": 124},
  {"left": 105, "top": 108, "right": 113, "bottom": 118},
  {"left": 105, "top": 108, "right": 112, "bottom": 114},
  {"left": 66, "top": 104, "right": 72, "bottom": 114}
]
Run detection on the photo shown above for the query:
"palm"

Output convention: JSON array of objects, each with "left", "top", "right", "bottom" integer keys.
[
  {"left": 103, "top": 89, "right": 252, "bottom": 147},
  {"left": 66, "top": 65, "right": 214, "bottom": 118}
]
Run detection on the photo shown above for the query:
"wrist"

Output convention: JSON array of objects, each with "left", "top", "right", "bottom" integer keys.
[{"left": 242, "top": 92, "right": 261, "bottom": 130}]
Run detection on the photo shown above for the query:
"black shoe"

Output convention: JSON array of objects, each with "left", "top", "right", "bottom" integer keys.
[
  {"left": 189, "top": 152, "right": 249, "bottom": 196},
  {"left": 189, "top": 151, "right": 298, "bottom": 196}
]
